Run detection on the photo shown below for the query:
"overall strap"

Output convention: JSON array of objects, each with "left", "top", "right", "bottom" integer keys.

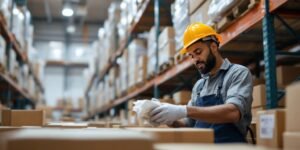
[{"left": 196, "top": 79, "right": 206, "bottom": 97}]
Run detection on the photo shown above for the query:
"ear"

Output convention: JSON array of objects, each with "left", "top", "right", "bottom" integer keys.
[{"left": 210, "top": 42, "right": 218, "bottom": 53}]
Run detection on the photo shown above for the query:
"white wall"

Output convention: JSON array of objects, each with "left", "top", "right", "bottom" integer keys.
[{"left": 44, "top": 67, "right": 64, "bottom": 106}]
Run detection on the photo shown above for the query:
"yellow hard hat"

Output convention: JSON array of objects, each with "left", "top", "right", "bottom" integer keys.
[{"left": 179, "top": 22, "right": 222, "bottom": 54}]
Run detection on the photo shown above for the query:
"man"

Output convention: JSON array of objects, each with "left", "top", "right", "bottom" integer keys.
[{"left": 149, "top": 23, "right": 253, "bottom": 143}]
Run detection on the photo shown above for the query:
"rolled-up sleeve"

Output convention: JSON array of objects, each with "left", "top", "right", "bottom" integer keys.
[{"left": 225, "top": 68, "right": 253, "bottom": 120}]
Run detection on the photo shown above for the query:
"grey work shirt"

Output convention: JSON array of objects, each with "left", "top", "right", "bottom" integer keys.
[{"left": 185, "top": 58, "right": 253, "bottom": 136}]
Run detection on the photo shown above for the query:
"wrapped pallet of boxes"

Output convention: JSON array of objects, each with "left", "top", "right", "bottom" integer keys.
[
  {"left": 0, "top": 36, "right": 6, "bottom": 72},
  {"left": 208, "top": 0, "right": 241, "bottom": 24},
  {"left": 256, "top": 109, "right": 285, "bottom": 148},
  {"left": 284, "top": 82, "right": 300, "bottom": 150},
  {"left": 276, "top": 66, "right": 300, "bottom": 88},
  {"left": 126, "top": 128, "right": 214, "bottom": 143},
  {"left": 147, "top": 27, "right": 162, "bottom": 78},
  {"left": 96, "top": 82, "right": 104, "bottom": 108},
  {"left": 188, "top": 0, "right": 206, "bottom": 15},
  {"left": 189, "top": 0, "right": 211, "bottom": 25},
  {"left": 8, "top": 50, "right": 16, "bottom": 75},
  {"left": 1, "top": 109, "right": 45, "bottom": 126},
  {"left": 171, "top": 0, "right": 190, "bottom": 51},
  {"left": 158, "top": 27, "right": 176, "bottom": 68},
  {"left": 1, "top": 128, "right": 154, "bottom": 150},
  {"left": 252, "top": 84, "right": 285, "bottom": 122},
  {"left": 173, "top": 90, "right": 191, "bottom": 105},
  {"left": 136, "top": 55, "right": 148, "bottom": 84},
  {"left": 128, "top": 39, "right": 147, "bottom": 89},
  {"left": 120, "top": 50, "right": 128, "bottom": 94}
]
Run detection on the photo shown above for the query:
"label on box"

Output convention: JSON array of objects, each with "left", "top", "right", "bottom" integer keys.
[{"left": 260, "top": 114, "right": 275, "bottom": 139}]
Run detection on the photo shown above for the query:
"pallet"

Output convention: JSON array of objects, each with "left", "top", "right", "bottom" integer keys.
[
  {"left": 127, "top": 85, "right": 137, "bottom": 93},
  {"left": 135, "top": 80, "right": 145, "bottom": 88},
  {"left": 9, "top": 73, "right": 18, "bottom": 83},
  {"left": 159, "top": 58, "right": 174, "bottom": 74},
  {"left": 147, "top": 71, "right": 156, "bottom": 81},
  {"left": 216, "top": 0, "right": 259, "bottom": 32},
  {"left": 174, "top": 52, "right": 188, "bottom": 65}
]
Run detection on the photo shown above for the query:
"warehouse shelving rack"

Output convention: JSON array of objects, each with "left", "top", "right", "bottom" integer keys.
[
  {"left": 0, "top": 14, "right": 44, "bottom": 108},
  {"left": 85, "top": 0, "right": 300, "bottom": 119}
]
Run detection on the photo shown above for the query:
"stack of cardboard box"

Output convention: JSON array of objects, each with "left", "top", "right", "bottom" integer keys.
[
  {"left": 171, "top": 0, "right": 190, "bottom": 51},
  {"left": 0, "top": 36, "right": 6, "bottom": 72},
  {"left": 120, "top": 50, "right": 129, "bottom": 94},
  {"left": 128, "top": 39, "right": 147, "bottom": 89},
  {"left": 284, "top": 82, "right": 300, "bottom": 149},
  {"left": 256, "top": 109, "right": 285, "bottom": 148},
  {"left": 146, "top": 27, "right": 161, "bottom": 78},
  {"left": 158, "top": 27, "right": 176, "bottom": 68},
  {"left": 136, "top": 55, "right": 148, "bottom": 84},
  {"left": 276, "top": 66, "right": 300, "bottom": 89},
  {"left": 189, "top": 0, "right": 211, "bottom": 25},
  {"left": 252, "top": 84, "right": 285, "bottom": 123}
]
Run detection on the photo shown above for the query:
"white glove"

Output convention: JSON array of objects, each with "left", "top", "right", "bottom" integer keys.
[{"left": 149, "top": 103, "right": 187, "bottom": 125}]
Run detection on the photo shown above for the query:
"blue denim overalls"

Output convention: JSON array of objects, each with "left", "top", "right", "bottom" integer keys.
[{"left": 194, "top": 64, "right": 246, "bottom": 143}]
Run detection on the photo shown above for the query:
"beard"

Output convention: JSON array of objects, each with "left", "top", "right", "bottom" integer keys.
[{"left": 195, "top": 48, "right": 216, "bottom": 74}]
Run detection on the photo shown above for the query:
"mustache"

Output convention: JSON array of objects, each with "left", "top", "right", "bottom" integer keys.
[{"left": 196, "top": 60, "right": 206, "bottom": 65}]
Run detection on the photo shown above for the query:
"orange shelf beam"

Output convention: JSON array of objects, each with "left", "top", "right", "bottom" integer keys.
[{"left": 0, "top": 72, "right": 35, "bottom": 103}]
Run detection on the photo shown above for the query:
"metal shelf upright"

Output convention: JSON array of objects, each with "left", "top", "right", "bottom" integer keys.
[{"left": 262, "top": 0, "right": 278, "bottom": 108}]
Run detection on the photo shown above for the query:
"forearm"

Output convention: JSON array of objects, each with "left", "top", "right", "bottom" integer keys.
[{"left": 187, "top": 103, "right": 240, "bottom": 124}]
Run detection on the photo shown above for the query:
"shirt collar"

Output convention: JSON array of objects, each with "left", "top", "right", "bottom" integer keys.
[{"left": 201, "top": 58, "right": 231, "bottom": 79}]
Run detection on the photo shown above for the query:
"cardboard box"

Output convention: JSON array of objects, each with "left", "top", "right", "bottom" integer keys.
[
  {"left": 159, "top": 27, "right": 175, "bottom": 49},
  {"left": 1, "top": 109, "right": 45, "bottom": 126},
  {"left": 160, "top": 95, "right": 174, "bottom": 104},
  {"left": 3, "top": 128, "right": 154, "bottom": 150},
  {"left": 155, "top": 143, "right": 275, "bottom": 150},
  {"left": 252, "top": 84, "right": 285, "bottom": 108},
  {"left": 159, "top": 41, "right": 176, "bottom": 67},
  {"left": 173, "top": 90, "right": 191, "bottom": 105},
  {"left": 253, "top": 78, "right": 265, "bottom": 86},
  {"left": 126, "top": 128, "right": 214, "bottom": 143},
  {"left": 252, "top": 107, "right": 265, "bottom": 123},
  {"left": 188, "top": 0, "right": 206, "bottom": 14},
  {"left": 35, "top": 105, "right": 53, "bottom": 119},
  {"left": 256, "top": 109, "right": 285, "bottom": 148},
  {"left": 136, "top": 56, "right": 148, "bottom": 83},
  {"left": 277, "top": 66, "right": 300, "bottom": 88},
  {"left": 190, "top": 1, "right": 210, "bottom": 24},
  {"left": 252, "top": 85, "right": 266, "bottom": 108},
  {"left": 286, "top": 82, "right": 300, "bottom": 132},
  {"left": 284, "top": 132, "right": 300, "bottom": 150}
]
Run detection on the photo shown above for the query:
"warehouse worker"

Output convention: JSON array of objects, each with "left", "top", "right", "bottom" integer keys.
[{"left": 149, "top": 23, "right": 253, "bottom": 143}]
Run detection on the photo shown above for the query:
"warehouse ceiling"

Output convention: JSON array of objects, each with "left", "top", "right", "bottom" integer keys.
[
  {"left": 27, "top": 0, "right": 114, "bottom": 24},
  {"left": 27, "top": 0, "right": 119, "bottom": 43}
]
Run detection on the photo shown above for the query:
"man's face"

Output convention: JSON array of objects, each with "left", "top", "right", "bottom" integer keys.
[{"left": 186, "top": 41, "right": 216, "bottom": 74}]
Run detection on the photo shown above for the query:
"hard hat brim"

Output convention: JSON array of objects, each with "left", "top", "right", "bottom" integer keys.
[{"left": 179, "top": 34, "right": 222, "bottom": 55}]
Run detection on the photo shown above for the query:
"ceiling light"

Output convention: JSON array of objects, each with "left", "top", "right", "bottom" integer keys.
[{"left": 62, "top": 5, "right": 74, "bottom": 17}]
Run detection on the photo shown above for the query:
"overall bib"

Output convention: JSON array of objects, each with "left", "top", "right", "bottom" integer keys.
[{"left": 194, "top": 65, "right": 246, "bottom": 143}]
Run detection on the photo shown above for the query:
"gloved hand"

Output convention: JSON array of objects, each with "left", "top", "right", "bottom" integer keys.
[{"left": 149, "top": 103, "right": 187, "bottom": 125}]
